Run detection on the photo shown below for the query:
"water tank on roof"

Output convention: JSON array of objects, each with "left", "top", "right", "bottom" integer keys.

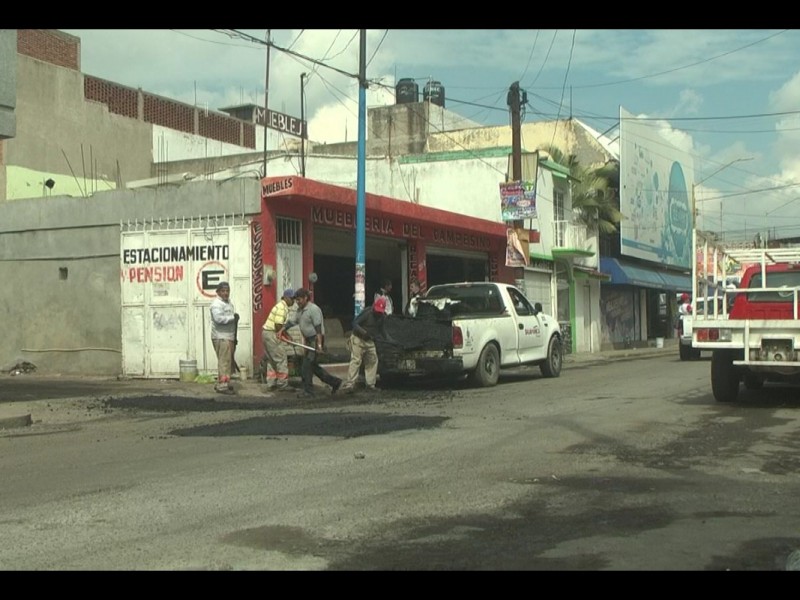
[
  {"left": 396, "top": 78, "right": 419, "bottom": 104},
  {"left": 423, "top": 80, "right": 445, "bottom": 108}
]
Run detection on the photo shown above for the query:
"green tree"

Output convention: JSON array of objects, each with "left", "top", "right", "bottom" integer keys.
[{"left": 542, "top": 146, "right": 625, "bottom": 235}]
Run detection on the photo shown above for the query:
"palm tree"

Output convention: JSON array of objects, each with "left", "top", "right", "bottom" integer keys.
[{"left": 541, "top": 145, "right": 625, "bottom": 235}]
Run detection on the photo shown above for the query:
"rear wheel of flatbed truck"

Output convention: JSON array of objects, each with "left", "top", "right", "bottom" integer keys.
[
  {"left": 743, "top": 373, "right": 764, "bottom": 390},
  {"left": 711, "top": 349, "right": 741, "bottom": 403},
  {"left": 680, "top": 343, "right": 702, "bottom": 361}
]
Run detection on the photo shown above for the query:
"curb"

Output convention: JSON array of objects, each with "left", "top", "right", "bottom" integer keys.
[{"left": 0, "top": 413, "right": 33, "bottom": 430}]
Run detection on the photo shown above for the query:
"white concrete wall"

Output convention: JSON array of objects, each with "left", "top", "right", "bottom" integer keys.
[
  {"left": 152, "top": 125, "right": 296, "bottom": 164},
  {"left": 0, "top": 179, "right": 261, "bottom": 375}
]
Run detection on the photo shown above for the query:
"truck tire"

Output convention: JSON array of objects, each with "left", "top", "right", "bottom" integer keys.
[
  {"left": 680, "top": 343, "right": 701, "bottom": 361},
  {"left": 743, "top": 373, "right": 764, "bottom": 390},
  {"left": 540, "top": 335, "right": 563, "bottom": 378},
  {"left": 379, "top": 374, "right": 404, "bottom": 388},
  {"left": 711, "top": 350, "right": 740, "bottom": 403},
  {"left": 469, "top": 343, "right": 500, "bottom": 387}
]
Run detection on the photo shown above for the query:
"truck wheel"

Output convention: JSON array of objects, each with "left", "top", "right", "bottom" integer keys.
[
  {"left": 691, "top": 347, "right": 702, "bottom": 360},
  {"left": 743, "top": 373, "right": 764, "bottom": 390},
  {"left": 379, "top": 374, "right": 404, "bottom": 388},
  {"left": 679, "top": 343, "right": 692, "bottom": 361},
  {"left": 540, "top": 335, "right": 563, "bottom": 378},
  {"left": 469, "top": 344, "right": 500, "bottom": 387},
  {"left": 711, "top": 350, "right": 740, "bottom": 403}
]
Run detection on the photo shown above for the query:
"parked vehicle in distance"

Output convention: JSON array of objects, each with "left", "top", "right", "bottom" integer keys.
[
  {"left": 678, "top": 296, "right": 726, "bottom": 361},
  {"left": 377, "top": 282, "right": 562, "bottom": 387},
  {"left": 690, "top": 232, "right": 800, "bottom": 402}
]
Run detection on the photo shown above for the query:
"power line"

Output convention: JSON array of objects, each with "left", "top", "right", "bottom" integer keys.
[
  {"left": 225, "top": 29, "right": 359, "bottom": 80},
  {"left": 533, "top": 29, "right": 790, "bottom": 91}
]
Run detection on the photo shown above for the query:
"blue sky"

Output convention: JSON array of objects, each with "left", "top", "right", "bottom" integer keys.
[{"left": 62, "top": 29, "right": 800, "bottom": 242}]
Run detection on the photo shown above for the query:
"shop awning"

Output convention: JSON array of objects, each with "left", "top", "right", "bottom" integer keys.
[
  {"left": 600, "top": 257, "right": 691, "bottom": 291},
  {"left": 658, "top": 270, "right": 692, "bottom": 292},
  {"left": 574, "top": 265, "right": 611, "bottom": 281}
]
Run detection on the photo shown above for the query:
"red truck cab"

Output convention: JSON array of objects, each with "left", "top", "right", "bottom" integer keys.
[{"left": 729, "top": 262, "right": 800, "bottom": 320}]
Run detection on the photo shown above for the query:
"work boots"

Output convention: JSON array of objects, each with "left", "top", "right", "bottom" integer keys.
[{"left": 215, "top": 375, "right": 236, "bottom": 395}]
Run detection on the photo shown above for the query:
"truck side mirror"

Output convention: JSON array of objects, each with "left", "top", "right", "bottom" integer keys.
[{"left": 534, "top": 302, "right": 542, "bottom": 314}]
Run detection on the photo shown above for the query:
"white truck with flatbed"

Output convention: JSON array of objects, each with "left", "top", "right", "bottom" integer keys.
[
  {"left": 376, "top": 282, "right": 564, "bottom": 387},
  {"left": 679, "top": 296, "right": 726, "bottom": 361},
  {"left": 690, "top": 230, "right": 800, "bottom": 402}
]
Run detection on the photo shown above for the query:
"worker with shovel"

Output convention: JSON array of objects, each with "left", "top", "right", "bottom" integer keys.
[
  {"left": 261, "top": 288, "right": 295, "bottom": 392},
  {"left": 280, "top": 288, "right": 343, "bottom": 399}
]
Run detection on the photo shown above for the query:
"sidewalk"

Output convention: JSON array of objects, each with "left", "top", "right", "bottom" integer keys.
[
  {"left": 0, "top": 340, "right": 677, "bottom": 429},
  {"left": 323, "top": 338, "right": 676, "bottom": 379}
]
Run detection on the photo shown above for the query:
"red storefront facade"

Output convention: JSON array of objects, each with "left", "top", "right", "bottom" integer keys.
[{"left": 250, "top": 176, "right": 514, "bottom": 365}]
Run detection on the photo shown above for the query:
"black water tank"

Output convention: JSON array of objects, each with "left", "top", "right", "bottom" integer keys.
[
  {"left": 423, "top": 80, "right": 445, "bottom": 108},
  {"left": 396, "top": 78, "right": 419, "bottom": 104}
]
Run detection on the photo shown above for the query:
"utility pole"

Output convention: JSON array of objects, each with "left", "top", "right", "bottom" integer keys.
[
  {"left": 507, "top": 81, "right": 525, "bottom": 289},
  {"left": 262, "top": 29, "right": 272, "bottom": 178},
  {"left": 508, "top": 82, "right": 522, "bottom": 185},
  {"left": 354, "top": 30, "right": 367, "bottom": 316},
  {"left": 300, "top": 73, "right": 307, "bottom": 177}
]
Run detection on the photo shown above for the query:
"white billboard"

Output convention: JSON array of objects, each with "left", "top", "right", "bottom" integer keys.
[{"left": 619, "top": 107, "right": 694, "bottom": 269}]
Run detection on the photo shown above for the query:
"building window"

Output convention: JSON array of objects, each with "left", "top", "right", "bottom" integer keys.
[{"left": 554, "top": 187, "right": 565, "bottom": 246}]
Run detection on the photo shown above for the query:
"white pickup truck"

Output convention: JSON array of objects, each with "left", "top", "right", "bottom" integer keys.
[
  {"left": 679, "top": 296, "right": 726, "bottom": 361},
  {"left": 377, "top": 282, "right": 563, "bottom": 387}
]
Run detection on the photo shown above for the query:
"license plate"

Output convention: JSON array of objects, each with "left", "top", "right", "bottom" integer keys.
[
  {"left": 400, "top": 360, "right": 416, "bottom": 370},
  {"left": 761, "top": 339, "right": 794, "bottom": 361}
]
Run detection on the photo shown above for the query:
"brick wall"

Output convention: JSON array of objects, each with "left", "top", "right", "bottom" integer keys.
[
  {"left": 19, "top": 30, "right": 258, "bottom": 149},
  {"left": 144, "top": 93, "right": 194, "bottom": 135},
  {"left": 243, "top": 124, "right": 256, "bottom": 148},
  {"left": 199, "top": 111, "right": 241, "bottom": 146},
  {"left": 85, "top": 76, "right": 139, "bottom": 119},
  {"left": 17, "top": 29, "right": 79, "bottom": 70}
]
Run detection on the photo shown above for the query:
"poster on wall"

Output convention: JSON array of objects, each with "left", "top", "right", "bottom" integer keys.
[
  {"left": 619, "top": 106, "right": 694, "bottom": 269},
  {"left": 500, "top": 181, "right": 537, "bottom": 221},
  {"left": 505, "top": 227, "right": 530, "bottom": 267},
  {"left": 600, "top": 288, "right": 637, "bottom": 346}
]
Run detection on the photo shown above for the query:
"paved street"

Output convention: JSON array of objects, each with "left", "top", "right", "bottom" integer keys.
[{"left": 3, "top": 345, "right": 800, "bottom": 571}]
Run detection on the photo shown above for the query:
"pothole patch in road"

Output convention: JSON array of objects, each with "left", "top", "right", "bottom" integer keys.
[
  {"left": 221, "top": 524, "right": 346, "bottom": 556},
  {"left": 705, "top": 537, "right": 800, "bottom": 571},
  {"left": 169, "top": 412, "right": 449, "bottom": 438},
  {"left": 323, "top": 502, "right": 674, "bottom": 570}
]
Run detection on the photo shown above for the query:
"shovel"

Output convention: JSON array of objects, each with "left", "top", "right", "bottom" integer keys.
[
  {"left": 231, "top": 315, "right": 241, "bottom": 374},
  {"left": 281, "top": 337, "right": 330, "bottom": 355}
]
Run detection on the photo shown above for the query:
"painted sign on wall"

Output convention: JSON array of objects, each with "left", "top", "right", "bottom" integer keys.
[
  {"left": 619, "top": 106, "right": 694, "bottom": 269},
  {"left": 120, "top": 219, "right": 252, "bottom": 379},
  {"left": 311, "top": 206, "right": 492, "bottom": 250}
]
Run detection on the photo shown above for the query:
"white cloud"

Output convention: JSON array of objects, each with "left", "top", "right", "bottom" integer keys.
[{"left": 673, "top": 89, "right": 703, "bottom": 116}]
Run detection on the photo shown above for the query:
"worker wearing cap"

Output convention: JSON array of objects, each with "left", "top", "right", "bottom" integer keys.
[
  {"left": 280, "top": 288, "right": 343, "bottom": 398},
  {"left": 261, "top": 288, "right": 295, "bottom": 392},
  {"left": 209, "top": 281, "right": 238, "bottom": 394},
  {"left": 679, "top": 292, "right": 693, "bottom": 316},
  {"left": 342, "top": 296, "right": 388, "bottom": 393}
]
